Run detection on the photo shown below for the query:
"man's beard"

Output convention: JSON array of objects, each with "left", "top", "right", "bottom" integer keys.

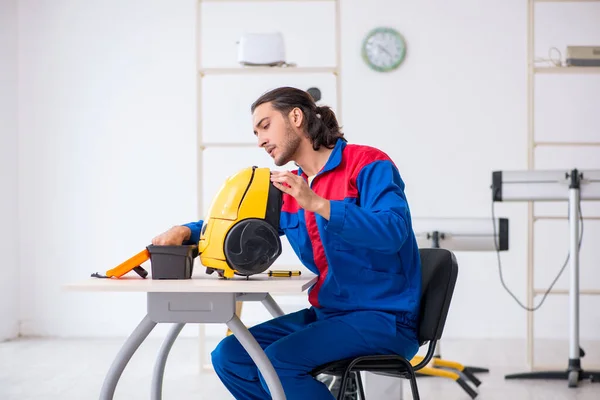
[{"left": 274, "top": 124, "right": 301, "bottom": 166}]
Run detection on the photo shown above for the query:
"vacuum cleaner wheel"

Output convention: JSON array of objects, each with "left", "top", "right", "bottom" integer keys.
[{"left": 224, "top": 218, "right": 282, "bottom": 276}]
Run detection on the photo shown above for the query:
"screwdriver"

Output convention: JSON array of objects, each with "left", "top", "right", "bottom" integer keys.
[{"left": 266, "top": 270, "right": 302, "bottom": 277}]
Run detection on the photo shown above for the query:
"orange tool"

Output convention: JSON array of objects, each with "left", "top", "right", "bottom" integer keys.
[{"left": 91, "top": 248, "right": 149, "bottom": 279}]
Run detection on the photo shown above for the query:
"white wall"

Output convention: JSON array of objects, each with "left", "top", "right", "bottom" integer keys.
[
  {"left": 17, "top": 0, "right": 600, "bottom": 348},
  {"left": 0, "top": 0, "right": 19, "bottom": 342},
  {"left": 18, "top": 0, "right": 198, "bottom": 338}
]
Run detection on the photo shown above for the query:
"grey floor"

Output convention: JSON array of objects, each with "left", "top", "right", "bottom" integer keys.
[{"left": 1, "top": 336, "right": 599, "bottom": 399}]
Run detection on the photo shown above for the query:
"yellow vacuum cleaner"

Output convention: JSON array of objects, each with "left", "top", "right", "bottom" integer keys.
[
  {"left": 199, "top": 166, "right": 283, "bottom": 279},
  {"left": 93, "top": 166, "right": 284, "bottom": 280}
]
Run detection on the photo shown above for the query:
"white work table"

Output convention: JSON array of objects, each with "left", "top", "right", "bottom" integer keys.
[
  {"left": 65, "top": 272, "right": 318, "bottom": 400},
  {"left": 67, "top": 273, "right": 316, "bottom": 293}
]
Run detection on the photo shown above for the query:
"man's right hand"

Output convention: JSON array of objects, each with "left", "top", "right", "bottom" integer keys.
[{"left": 151, "top": 225, "right": 191, "bottom": 246}]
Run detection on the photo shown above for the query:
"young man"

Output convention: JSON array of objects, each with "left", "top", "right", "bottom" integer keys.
[{"left": 152, "top": 87, "right": 422, "bottom": 399}]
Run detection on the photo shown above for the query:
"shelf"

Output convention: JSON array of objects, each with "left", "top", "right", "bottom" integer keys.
[
  {"left": 197, "top": 0, "right": 343, "bottom": 372},
  {"left": 534, "top": 66, "right": 600, "bottom": 74},
  {"left": 534, "top": 0, "right": 600, "bottom": 3},
  {"left": 525, "top": 0, "right": 600, "bottom": 373},
  {"left": 199, "top": 66, "right": 338, "bottom": 76},
  {"left": 534, "top": 216, "right": 600, "bottom": 221},
  {"left": 200, "top": 142, "right": 256, "bottom": 149},
  {"left": 534, "top": 288, "right": 600, "bottom": 295},
  {"left": 534, "top": 141, "right": 600, "bottom": 147},
  {"left": 201, "top": 0, "right": 335, "bottom": 2}
]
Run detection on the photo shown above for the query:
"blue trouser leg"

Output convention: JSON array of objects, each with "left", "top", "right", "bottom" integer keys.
[
  {"left": 212, "top": 308, "right": 318, "bottom": 400},
  {"left": 211, "top": 307, "right": 419, "bottom": 400}
]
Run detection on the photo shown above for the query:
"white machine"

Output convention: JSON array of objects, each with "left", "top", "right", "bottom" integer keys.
[
  {"left": 492, "top": 169, "right": 600, "bottom": 201},
  {"left": 566, "top": 46, "right": 600, "bottom": 67},
  {"left": 237, "top": 32, "right": 286, "bottom": 67},
  {"left": 492, "top": 168, "right": 600, "bottom": 387},
  {"left": 414, "top": 217, "right": 508, "bottom": 252}
]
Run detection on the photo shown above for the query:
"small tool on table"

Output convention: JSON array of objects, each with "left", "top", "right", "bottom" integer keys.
[{"left": 266, "top": 270, "right": 302, "bottom": 277}]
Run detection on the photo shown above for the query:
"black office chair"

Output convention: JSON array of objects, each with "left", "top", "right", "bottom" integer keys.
[{"left": 310, "top": 248, "right": 459, "bottom": 400}]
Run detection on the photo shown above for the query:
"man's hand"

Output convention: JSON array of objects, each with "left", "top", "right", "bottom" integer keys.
[
  {"left": 151, "top": 225, "right": 191, "bottom": 246},
  {"left": 270, "top": 171, "right": 331, "bottom": 220}
]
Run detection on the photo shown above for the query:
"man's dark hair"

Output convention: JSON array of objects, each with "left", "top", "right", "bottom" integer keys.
[{"left": 251, "top": 86, "right": 345, "bottom": 151}]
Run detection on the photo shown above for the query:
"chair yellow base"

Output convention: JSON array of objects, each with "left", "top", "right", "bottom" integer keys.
[{"left": 410, "top": 355, "right": 481, "bottom": 399}]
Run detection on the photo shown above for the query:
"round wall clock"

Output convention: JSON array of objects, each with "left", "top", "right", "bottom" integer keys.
[{"left": 361, "top": 27, "right": 407, "bottom": 73}]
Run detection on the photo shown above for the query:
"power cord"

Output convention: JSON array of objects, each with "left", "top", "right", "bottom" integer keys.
[
  {"left": 491, "top": 196, "right": 583, "bottom": 312},
  {"left": 534, "top": 46, "right": 563, "bottom": 67}
]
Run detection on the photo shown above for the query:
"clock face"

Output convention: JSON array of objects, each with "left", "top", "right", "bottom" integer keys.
[{"left": 362, "top": 27, "right": 407, "bottom": 72}]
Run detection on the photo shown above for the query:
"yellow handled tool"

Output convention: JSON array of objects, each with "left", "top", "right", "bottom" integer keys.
[{"left": 266, "top": 270, "right": 302, "bottom": 277}]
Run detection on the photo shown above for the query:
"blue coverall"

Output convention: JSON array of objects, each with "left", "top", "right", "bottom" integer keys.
[{"left": 184, "top": 139, "right": 422, "bottom": 399}]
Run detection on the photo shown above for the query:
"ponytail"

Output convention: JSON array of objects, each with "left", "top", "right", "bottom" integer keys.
[{"left": 307, "top": 105, "right": 344, "bottom": 151}]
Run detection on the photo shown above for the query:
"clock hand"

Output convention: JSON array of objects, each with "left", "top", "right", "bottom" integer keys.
[{"left": 377, "top": 44, "right": 392, "bottom": 57}]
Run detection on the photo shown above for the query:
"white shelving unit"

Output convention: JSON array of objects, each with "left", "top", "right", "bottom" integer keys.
[
  {"left": 535, "top": 66, "right": 600, "bottom": 73},
  {"left": 200, "top": 66, "right": 338, "bottom": 75},
  {"left": 525, "top": 0, "right": 600, "bottom": 371},
  {"left": 195, "top": 0, "right": 342, "bottom": 372}
]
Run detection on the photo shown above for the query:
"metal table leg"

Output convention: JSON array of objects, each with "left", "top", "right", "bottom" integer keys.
[
  {"left": 147, "top": 292, "right": 287, "bottom": 399},
  {"left": 261, "top": 293, "right": 285, "bottom": 318},
  {"left": 226, "top": 314, "right": 286, "bottom": 400},
  {"left": 100, "top": 314, "right": 157, "bottom": 400},
  {"left": 151, "top": 323, "right": 186, "bottom": 400}
]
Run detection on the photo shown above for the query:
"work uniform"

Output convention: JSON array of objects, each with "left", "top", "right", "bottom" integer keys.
[{"left": 184, "top": 139, "right": 422, "bottom": 399}]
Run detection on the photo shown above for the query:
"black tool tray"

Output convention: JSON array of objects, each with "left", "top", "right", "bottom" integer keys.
[{"left": 147, "top": 244, "right": 199, "bottom": 280}]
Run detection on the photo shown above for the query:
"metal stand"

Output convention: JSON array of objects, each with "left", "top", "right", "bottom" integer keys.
[
  {"left": 261, "top": 293, "right": 285, "bottom": 318},
  {"left": 226, "top": 315, "right": 286, "bottom": 399},
  {"left": 152, "top": 323, "right": 185, "bottom": 400},
  {"left": 504, "top": 170, "right": 600, "bottom": 387},
  {"left": 100, "top": 315, "right": 157, "bottom": 400},
  {"left": 99, "top": 292, "right": 287, "bottom": 400}
]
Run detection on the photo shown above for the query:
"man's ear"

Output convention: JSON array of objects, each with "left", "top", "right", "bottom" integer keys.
[{"left": 290, "top": 107, "right": 303, "bottom": 128}]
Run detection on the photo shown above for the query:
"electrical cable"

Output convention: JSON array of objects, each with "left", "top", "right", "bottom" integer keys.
[
  {"left": 534, "top": 46, "right": 563, "bottom": 67},
  {"left": 491, "top": 196, "right": 583, "bottom": 312}
]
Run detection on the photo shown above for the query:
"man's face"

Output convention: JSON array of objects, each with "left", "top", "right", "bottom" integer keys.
[{"left": 253, "top": 102, "right": 302, "bottom": 166}]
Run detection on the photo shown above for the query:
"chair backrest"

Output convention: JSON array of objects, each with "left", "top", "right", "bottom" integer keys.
[{"left": 417, "top": 248, "right": 458, "bottom": 344}]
